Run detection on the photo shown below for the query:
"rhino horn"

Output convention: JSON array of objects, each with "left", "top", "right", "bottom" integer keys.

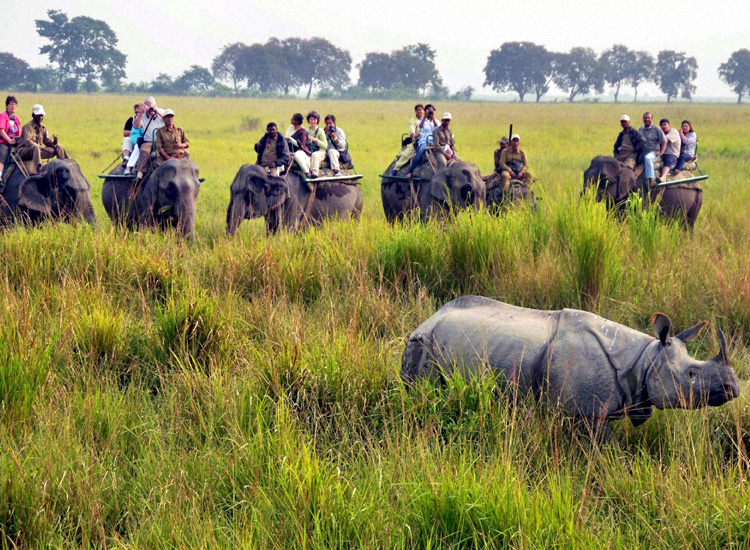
[
  {"left": 650, "top": 313, "right": 672, "bottom": 345},
  {"left": 717, "top": 329, "right": 730, "bottom": 366},
  {"left": 675, "top": 320, "right": 708, "bottom": 343}
]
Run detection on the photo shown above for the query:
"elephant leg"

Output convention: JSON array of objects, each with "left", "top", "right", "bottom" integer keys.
[{"left": 687, "top": 191, "right": 702, "bottom": 229}]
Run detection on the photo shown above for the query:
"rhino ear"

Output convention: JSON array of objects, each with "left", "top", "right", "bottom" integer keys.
[
  {"left": 717, "top": 329, "right": 730, "bottom": 366},
  {"left": 675, "top": 320, "right": 708, "bottom": 343},
  {"left": 650, "top": 313, "right": 671, "bottom": 345}
]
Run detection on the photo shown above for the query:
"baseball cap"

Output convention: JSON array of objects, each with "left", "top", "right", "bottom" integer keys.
[
  {"left": 163, "top": 109, "right": 175, "bottom": 116},
  {"left": 442, "top": 112, "right": 452, "bottom": 120},
  {"left": 511, "top": 133, "right": 520, "bottom": 141},
  {"left": 32, "top": 104, "right": 46, "bottom": 116},
  {"left": 620, "top": 114, "right": 631, "bottom": 122}
]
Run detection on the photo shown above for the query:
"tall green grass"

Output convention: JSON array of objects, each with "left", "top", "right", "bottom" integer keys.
[{"left": 0, "top": 95, "right": 748, "bottom": 547}]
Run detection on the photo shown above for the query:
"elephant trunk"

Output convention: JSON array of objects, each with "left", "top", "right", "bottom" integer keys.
[
  {"left": 226, "top": 194, "right": 246, "bottom": 236},
  {"left": 75, "top": 191, "right": 97, "bottom": 226},
  {"left": 176, "top": 194, "right": 197, "bottom": 239}
]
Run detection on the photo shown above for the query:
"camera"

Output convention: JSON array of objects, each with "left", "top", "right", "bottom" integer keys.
[
  {"left": 426, "top": 109, "right": 434, "bottom": 116},
  {"left": 148, "top": 105, "right": 155, "bottom": 112}
]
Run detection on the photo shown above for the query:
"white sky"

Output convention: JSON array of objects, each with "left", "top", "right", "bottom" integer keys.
[{"left": 3, "top": 0, "right": 749, "bottom": 99}]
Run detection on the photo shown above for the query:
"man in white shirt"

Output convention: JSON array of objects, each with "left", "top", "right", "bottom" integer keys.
[{"left": 658, "top": 118, "right": 680, "bottom": 181}]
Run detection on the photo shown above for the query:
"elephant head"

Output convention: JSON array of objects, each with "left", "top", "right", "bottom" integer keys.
[
  {"left": 18, "top": 159, "right": 96, "bottom": 225},
  {"left": 583, "top": 156, "right": 638, "bottom": 205},
  {"left": 138, "top": 159, "right": 201, "bottom": 238},
  {"left": 226, "top": 164, "right": 289, "bottom": 235},
  {"left": 422, "top": 161, "right": 485, "bottom": 220}
]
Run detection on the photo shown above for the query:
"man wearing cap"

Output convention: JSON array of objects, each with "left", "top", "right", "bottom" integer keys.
[
  {"left": 493, "top": 136, "right": 510, "bottom": 173},
  {"left": 17, "top": 104, "right": 69, "bottom": 174},
  {"left": 432, "top": 113, "right": 457, "bottom": 168},
  {"left": 499, "top": 134, "right": 532, "bottom": 189},
  {"left": 132, "top": 96, "right": 165, "bottom": 184},
  {"left": 613, "top": 115, "right": 645, "bottom": 170},
  {"left": 156, "top": 109, "right": 190, "bottom": 164},
  {"left": 639, "top": 112, "right": 666, "bottom": 186}
]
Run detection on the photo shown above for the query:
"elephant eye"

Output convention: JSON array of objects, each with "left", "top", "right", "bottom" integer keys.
[{"left": 688, "top": 371, "right": 697, "bottom": 383}]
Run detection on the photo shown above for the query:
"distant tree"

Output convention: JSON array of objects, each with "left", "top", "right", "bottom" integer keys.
[
  {"left": 626, "top": 51, "right": 654, "bottom": 102},
  {"left": 101, "top": 67, "right": 124, "bottom": 93},
  {"left": 358, "top": 52, "right": 399, "bottom": 90},
  {"left": 149, "top": 73, "right": 174, "bottom": 95},
  {"left": 24, "top": 66, "right": 60, "bottom": 92},
  {"left": 553, "top": 47, "right": 605, "bottom": 102},
  {"left": 718, "top": 49, "right": 750, "bottom": 103},
  {"left": 357, "top": 43, "right": 440, "bottom": 95},
  {"left": 600, "top": 44, "right": 636, "bottom": 102},
  {"left": 0, "top": 53, "right": 30, "bottom": 90},
  {"left": 61, "top": 77, "right": 79, "bottom": 94},
  {"left": 428, "top": 81, "right": 450, "bottom": 100},
  {"left": 175, "top": 65, "right": 215, "bottom": 95},
  {"left": 296, "top": 38, "right": 351, "bottom": 99},
  {"left": 483, "top": 42, "right": 555, "bottom": 102},
  {"left": 452, "top": 86, "right": 475, "bottom": 101},
  {"left": 36, "top": 9, "right": 127, "bottom": 93},
  {"left": 655, "top": 50, "right": 697, "bottom": 102},
  {"left": 238, "top": 42, "right": 285, "bottom": 93},
  {"left": 211, "top": 43, "right": 248, "bottom": 90}
]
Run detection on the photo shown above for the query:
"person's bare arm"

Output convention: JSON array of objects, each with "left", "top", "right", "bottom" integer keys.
[{"left": 0, "top": 129, "right": 14, "bottom": 144}]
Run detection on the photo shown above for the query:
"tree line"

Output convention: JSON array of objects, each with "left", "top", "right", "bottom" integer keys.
[{"left": 2, "top": 10, "right": 750, "bottom": 103}]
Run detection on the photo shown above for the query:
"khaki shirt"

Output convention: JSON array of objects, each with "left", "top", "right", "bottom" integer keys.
[
  {"left": 618, "top": 132, "right": 635, "bottom": 158},
  {"left": 493, "top": 147, "right": 507, "bottom": 171},
  {"left": 433, "top": 125, "right": 455, "bottom": 151},
  {"left": 156, "top": 125, "right": 189, "bottom": 158},
  {"left": 499, "top": 149, "right": 529, "bottom": 173},
  {"left": 20, "top": 120, "right": 55, "bottom": 149}
]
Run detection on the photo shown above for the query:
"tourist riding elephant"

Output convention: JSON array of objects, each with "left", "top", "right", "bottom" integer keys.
[
  {"left": 0, "top": 159, "right": 96, "bottom": 227},
  {"left": 583, "top": 155, "right": 702, "bottom": 229},
  {"left": 226, "top": 164, "right": 363, "bottom": 235},
  {"left": 102, "top": 159, "right": 201, "bottom": 238},
  {"left": 381, "top": 160, "right": 485, "bottom": 222}
]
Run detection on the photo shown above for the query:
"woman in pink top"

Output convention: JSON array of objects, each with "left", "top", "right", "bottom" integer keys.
[{"left": 0, "top": 95, "right": 21, "bottom": 184}]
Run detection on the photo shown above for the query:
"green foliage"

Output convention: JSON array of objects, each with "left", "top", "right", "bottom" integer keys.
[
  {"left": 35, "top": 9, "right": 127, "bottom": 93},
  {"left": 553, "top": 47, "right": 606, "bottom": 102},
  {"left": 483, "top": 41, "right": 555, "bottom": 102},
  {"left": 655, "top": 50, "right": 699, "bottom": 103},
  {"left": 0, "top": 96, "right": 748, "bottom": 547},
  {"left": 719, "top": 49, "right": 750, "bottom": 103},
  {"left": 358, "top": 43, "right": 442, "bottom": 95}
]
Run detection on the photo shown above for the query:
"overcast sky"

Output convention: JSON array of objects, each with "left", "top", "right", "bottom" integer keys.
[{"left": 4, "top": 0, "right": 749, "bottom": 99}]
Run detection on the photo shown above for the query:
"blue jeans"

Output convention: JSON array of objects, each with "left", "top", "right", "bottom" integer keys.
[
  {"left": 644, "top": 152, "right": 657, "bottom": 179},
  {"left": 675, "top": 152, "right": 693, "bottom": 171},
  {"left": 410, "top": 143, "right": 427, "bottom": 174}
]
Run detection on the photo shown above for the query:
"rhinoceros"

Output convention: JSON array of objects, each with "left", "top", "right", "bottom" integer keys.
[{"left": 401, "top": 296, "right": 740, "bottom": 427}]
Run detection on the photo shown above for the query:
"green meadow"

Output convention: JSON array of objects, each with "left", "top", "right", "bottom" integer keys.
[{"left": 1, "top": 94, "right": 749, "bottom": 548}]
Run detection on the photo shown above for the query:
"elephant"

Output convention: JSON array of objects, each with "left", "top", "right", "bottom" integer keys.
[
  {"left": 102, "top": 159, "right": 201, "bottom": 238},
  {"left": 583, "top": 155, "right": 702, "bottom": 229},
  {"left": 226, "top": 164, "right": 363, "bottom": 235},
  {"left": 0, "top": 159, "right": 96, "bottom": 227},
  {"left": 381, "top": 159, "right": 485, "bottom": 222},
  {"left": 485, "top": 178, "right": 538, "bottom": 212}
]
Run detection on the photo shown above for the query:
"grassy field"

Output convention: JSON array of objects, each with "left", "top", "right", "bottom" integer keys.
[{"left": 1, "top": 93, "right": 750, "bottom": 548}]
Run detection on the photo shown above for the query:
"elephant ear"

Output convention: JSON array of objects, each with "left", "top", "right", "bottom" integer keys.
[
  {"left": 430, "top": 170, "right": 451, "bottom": 202},
  {"left": 18, "top": 174, "right": 52, "bottom": 214},
  {"left": 266, "top": 176, "right": 289, "bottom": 210},
  {"left": 600, "top": 158, "right": 621, "bottom": 185}
]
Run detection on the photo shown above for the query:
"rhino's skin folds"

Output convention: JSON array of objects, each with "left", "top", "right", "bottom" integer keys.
[{"left": 402, "top": 296, "right": 740, "bottom": 427}]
